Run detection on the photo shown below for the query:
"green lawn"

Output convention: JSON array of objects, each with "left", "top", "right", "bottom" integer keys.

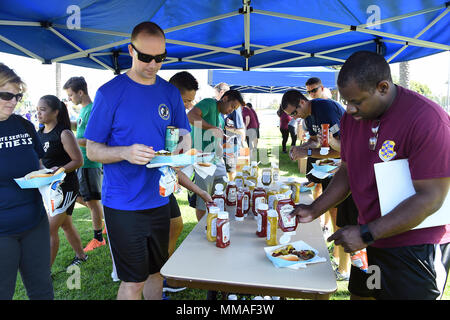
[{"left": 13, "top": 125, "right": 449, "bottom": 300}]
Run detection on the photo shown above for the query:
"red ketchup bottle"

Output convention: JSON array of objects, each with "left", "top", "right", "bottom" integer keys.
[
  {"left": 235, "top": 188, "right": 245, "bottom": 221},
  {"left": 256, "top": 203, "right": 269, "bottom": 238},
  {"left": 321, "top": 123, "right": 330, "bottom": 147},
  {"left": 251, "top": 183, "right": 267, "bottom": 219},
  {"left": 275, "top": 191, "right": 298, "bottom": 241},
  {"left": 225, "top": 181, "right": 237, "bottom": 206},
  {"left": 216, "top": 211, "right": 230, "bottom": 248},
  {"left": 243, "top": 187, "right": 251, "bottom": 218},
  {"left": 212, "top": 184, "right": 225, "bottom": 211}
]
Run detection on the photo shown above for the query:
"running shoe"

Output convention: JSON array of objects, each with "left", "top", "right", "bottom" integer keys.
[
  {"left": 83, "top": 238, "right": 106, "bottom": 252},
  {"left": 162, "top": 279, "right": 186, "bottom": 293},
  {"left": 67, "top": 255, "right": 88, "bottom": 270}
]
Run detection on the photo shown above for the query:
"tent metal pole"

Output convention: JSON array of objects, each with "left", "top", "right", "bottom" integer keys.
[
  {"left": 0, "top": 34, "right": 44, "bottom": 62},
  {"left": 387, "top": 7, "right": 450, "bottom": 62},
  {"left": 253, "top": 29, "right": 349, "bottom": 55},
  {"left": 252, "top": 53, "right": 310, "bottom": 69},
  {"left": 356, "top": 28, "right": 449, "bottom": 51},
  {"left": 181, "top": 58, "right": 241, "bottom": 69},
  {"left": 0, "top": 20, "right": 41, "bottom": 27},
  {"left": 164, "top": 12, "right": 239, "bottom": 34},
  {"left": 52, "top": 39, "right": 130, "bottom": 62},
  {"left": 48, "top": 27, "right": 113, "bottom": 71}
]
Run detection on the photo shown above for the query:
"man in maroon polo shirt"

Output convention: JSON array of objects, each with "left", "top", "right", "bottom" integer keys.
[{"left": 291, "top": 51, "right": 450, "bottom": 300}]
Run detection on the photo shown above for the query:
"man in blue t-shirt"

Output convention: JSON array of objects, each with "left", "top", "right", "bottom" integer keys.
[
  {"left": 84, "top": 22, "right": 190, "bottom": 300},
  {"left": 280, "top": 90, "right": 345, "bottom": 161}
]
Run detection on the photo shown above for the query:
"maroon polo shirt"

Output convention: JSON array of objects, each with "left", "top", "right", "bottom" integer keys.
[{"left": 340, "top": 85, "right": 450, "bottom": 248}]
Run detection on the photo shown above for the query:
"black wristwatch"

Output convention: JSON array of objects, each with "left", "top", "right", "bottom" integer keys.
[
  {"left": 307, "top": 149, "right": 312, "bottom": 156},
  {"left": 360, "top": 224, "right": 375, "bottom": 245}
]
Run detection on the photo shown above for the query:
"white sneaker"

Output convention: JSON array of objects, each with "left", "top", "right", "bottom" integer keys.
[{"left": 111, "top": 271, "right": 120, "bottom": 282}]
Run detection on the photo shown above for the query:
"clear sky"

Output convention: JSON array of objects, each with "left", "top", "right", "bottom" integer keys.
[{"left": 0, "top": 50, "right": 448, "bottom": 109}]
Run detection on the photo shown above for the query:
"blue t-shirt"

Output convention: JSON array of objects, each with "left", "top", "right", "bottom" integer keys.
[
  {"left": 84, "top": 74, "right": 190, "bottom": 211},
  {"left": 0, "top": 115, "right": 46, "bottom": 235},
  {"left": 305, "top": 99, "right": 345, "bottom": 138}
]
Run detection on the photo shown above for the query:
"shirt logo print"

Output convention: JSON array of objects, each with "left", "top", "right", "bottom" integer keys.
[
  {"left": 379, "top": 140, "right": 397, "bottom": 162},
  {"left": 158, "top": 104, "right": 170, "bottom": 120}
]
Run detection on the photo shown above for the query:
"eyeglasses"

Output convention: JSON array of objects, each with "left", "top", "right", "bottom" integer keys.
[
  {"left": 369, "top": 120, "right": 380, "bottom": 151},
  {"left": 130, "top": 43, "right": 167, "bottom": 63},
  {"left": 307, "top": 87, "right": 321, "bottom": 94},
  {"left": 0, "top": 92, "right": 23, "bottom": 102},
  {"left": 289, "top": 107, "right": 298, "bottom": 117}
]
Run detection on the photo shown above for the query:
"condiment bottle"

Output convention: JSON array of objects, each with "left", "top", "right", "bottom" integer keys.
[
  {"left": 242, "top": 166, "right": 251, "bottom": 179},
  {"left": 286, "top": 178, "right": 301, "bottom": 203},
  {"left": 279, "top": 183, "right": 290, "bottom": 195},
  {"left": 271, "top": 163, "right": 280, "bottom": 183},
  {"left": 261, "top": 167, "right": 272, "bottom": 186},
  {"left": 266, "top": 209, "right": 278, "bottom": 246},
  {"left": 250, "top": 161, "right": 259, "bottom": 179},
  {"left": 256, "top": 203, "right": 269, "bottom": 238},
  {"left": 251, "top": 183, "right": 267, "bottom": 219},
  {"left": 212, "top": 184, "right": 226, "bottom": 211},
  {"left": 216, "top": 211, "right": 230, "bottom": 248},
  {"left": 235, "top": 172, "right": 244, "bottom": 189},
  {"left": 243, "top": 186, "right": 251, "bottom": 217},
  {"left": 235, "top": 188, "right": 245, "bottom": 221},
  {"left": 206, "top": 206, "right": 220, "bottom": 242},
  {"left": 321, "top": 123, "right": 330, "bottom": 147},
  {"left": 267, "top": 184, "right": 279, "bottom": 210},
  {"left": 225, "top": 181, "right": 237, "bottom": 207},
  {"left": 275, "top": 190, "right": 298, "bottom": 243}
]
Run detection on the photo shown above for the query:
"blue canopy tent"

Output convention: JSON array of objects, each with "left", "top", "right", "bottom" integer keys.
[
  {"left": 0, "top": 1, "right": 448, "bottom": 73},
  {"left": 207, "top": 67, "right": 338, "bottom": 93}
]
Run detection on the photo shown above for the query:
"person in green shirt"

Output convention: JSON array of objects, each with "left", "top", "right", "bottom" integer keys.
[
  {"left": 187, "top": 89, "right": 244, "bottom": 221},
  {"left": 64, "top": 77, "right": 106, "bottom": 252}
]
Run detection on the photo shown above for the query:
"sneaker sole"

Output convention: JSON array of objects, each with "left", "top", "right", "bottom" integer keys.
[{"left": 163, "top": 286, "right": 187, "bottom": 293}]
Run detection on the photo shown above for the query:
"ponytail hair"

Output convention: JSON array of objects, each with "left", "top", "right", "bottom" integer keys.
[{"left": 39, "top": 95, "right": 71, "bottom": 130}]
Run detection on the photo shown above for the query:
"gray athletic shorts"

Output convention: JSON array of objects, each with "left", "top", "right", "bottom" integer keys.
[{"left": 77, "top": 167, "right": 102, "bottom": 202}]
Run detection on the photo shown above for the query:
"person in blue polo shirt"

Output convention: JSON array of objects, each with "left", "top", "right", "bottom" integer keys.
[{"left": 84, "top": 22, "right": 190, "bottom": 300}]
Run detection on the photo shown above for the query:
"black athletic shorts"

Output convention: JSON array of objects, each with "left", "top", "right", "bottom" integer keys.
[
  {"left": 169, "top": 194, "right": 181, "bottom": 219},
  {"left": 348, "top": 243, "right": 450, "bottom": 300},
  {"left": 104, "top": 203, "right": 171, "bottom": 283},
  {"left": 336, "top": 194, "right": 359, "bottom": 228},
  {"left": 77, "top": 167, "right": 102, "bottom": 202}
]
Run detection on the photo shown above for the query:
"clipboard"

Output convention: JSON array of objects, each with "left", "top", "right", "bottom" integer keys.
[{"left": 374, "top": 159, "right": 450, "bottom": 230}]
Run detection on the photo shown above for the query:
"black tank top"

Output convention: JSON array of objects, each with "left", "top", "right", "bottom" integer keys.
[{"left": 37, "top": 123, "right": 77, "bottom": 188}]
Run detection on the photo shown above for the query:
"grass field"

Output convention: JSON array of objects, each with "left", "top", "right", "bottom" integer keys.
[{"left": 13, "top": 123, "right": 450, "bottom": 300}]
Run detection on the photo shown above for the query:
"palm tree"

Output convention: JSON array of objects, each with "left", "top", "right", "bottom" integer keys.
[{"left": 399, "top": 61, "right": 410, "bottom": 89}]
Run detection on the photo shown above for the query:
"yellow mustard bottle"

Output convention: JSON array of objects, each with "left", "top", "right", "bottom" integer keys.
[
  {"left": 206, "top": 206, "right": 220, "bottom": 242},
  {"left": 266, "top": 209, "right": 278, "bottom": 246}
]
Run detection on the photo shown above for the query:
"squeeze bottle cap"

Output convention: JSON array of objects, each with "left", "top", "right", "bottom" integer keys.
[
  {"left": 268, "top": 209, "right": 278, "bottom": 217},
  {"left": 218, "top": 211, "right": 229, "bottom": 219},
  {"left": 257, "top": 203, "right": 269, "bottom": 211},
  {"left": 209, "top": 206, "right": 220, "bottom": 214}
]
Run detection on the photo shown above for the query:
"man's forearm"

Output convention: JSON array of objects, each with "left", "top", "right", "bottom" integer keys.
[
  {"left": 368, "top": 177, "right": 450, "bottom": 241},
  {"left": 86, "top": 140, "right": 127, "bottom": 164},
  {"left": 311, "top": 164, "right": 351, "bottom": 217}
]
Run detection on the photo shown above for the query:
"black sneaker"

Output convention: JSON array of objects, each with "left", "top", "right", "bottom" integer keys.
[
  {"left": 162, "top": 279, "right": 186, "bottom": 293},
  {"left": 67, "top": 255, "right": 88, "bottom": 270}
]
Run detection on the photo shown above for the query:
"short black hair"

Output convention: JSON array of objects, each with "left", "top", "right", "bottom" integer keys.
[
  {"left": 221, "top": 89, "right": 245, "bottom": 106},
  {"left": 338, "top": 51, "right": 392, "bottom": 93},
  {"left": 169, "top": 71, "right": 199, "bottom": 93},
  {"left": 63, "top": 76, "right": 88, "bottom": 94},
  {"left": 305, "top": 77, "right": 322, "bottom": 86},
  {"left": 131, "top": 21, "right": 165, "bottom": 42},
  {"left": 281, "top": 89, "right": 308, "bottom": 110}
]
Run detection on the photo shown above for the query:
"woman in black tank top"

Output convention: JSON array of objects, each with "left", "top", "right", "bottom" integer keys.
[{"left": 37, "top": 95, "right": 87, "bottom": 268}]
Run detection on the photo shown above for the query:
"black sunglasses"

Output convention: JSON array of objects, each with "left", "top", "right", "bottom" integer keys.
[
  {"left": 0, "top": 92, "right": 23, "bottom": 102},
  {"left": 130, "top": 43, "right": 167, "bottom": 63},
  {"left": 307, "top": 87, "right": 321, "bottom": 94}
]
